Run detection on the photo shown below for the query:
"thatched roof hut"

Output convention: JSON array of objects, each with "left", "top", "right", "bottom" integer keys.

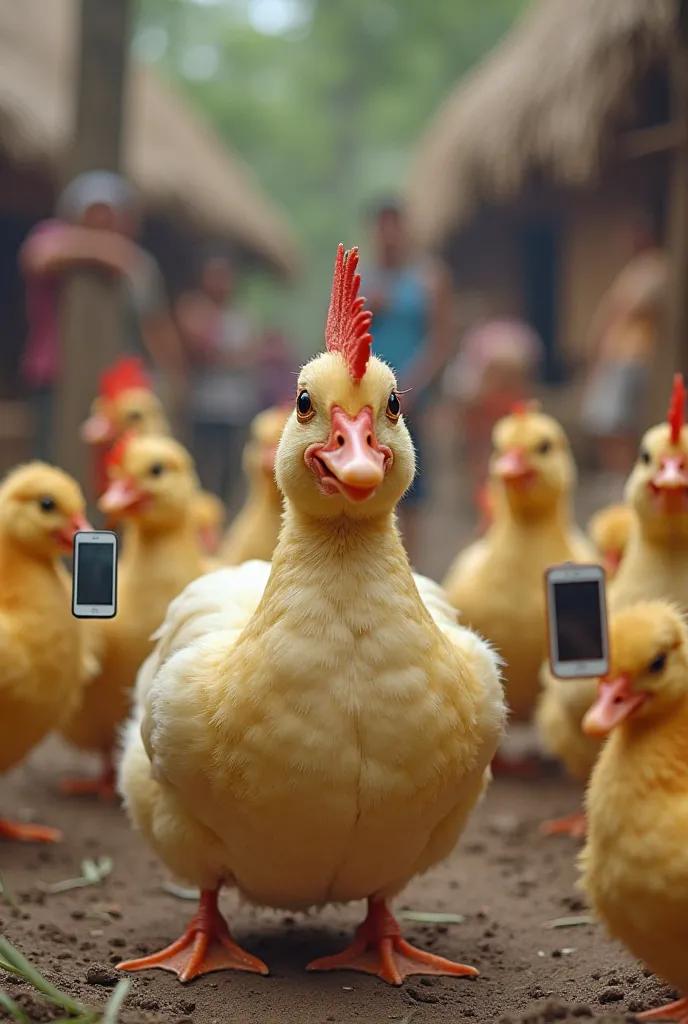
[
  {"left": 0, "top": 0, "right": 298, "bottom": 279},
  {"left": 408, "top": 0, "right": 675, "bottom": 249}
]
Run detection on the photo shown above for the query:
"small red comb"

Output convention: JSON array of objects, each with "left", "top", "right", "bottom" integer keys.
[
  {"left": 325, "top": 244, "right": 373, "bottom": 382},
  {"left": 105, "top": 432, "right": 134, "bottom": 473},
  {"left": 668, "top": 373, "right": 686, "bottom": 444},
  {"left": 99, "top": 357, "right": 152, "bottom": 401}
]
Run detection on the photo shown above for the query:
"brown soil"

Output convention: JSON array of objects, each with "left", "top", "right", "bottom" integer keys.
[{"left": 0, "top": 740, "right": 674, "bottom": 1024}]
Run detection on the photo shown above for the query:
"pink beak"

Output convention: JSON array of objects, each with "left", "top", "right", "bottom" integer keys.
[
  {"left": 651, "top": 455, "right": 688, "bottom": 490},
  {"left": 308, "top": 406, "right": 391, "bottom": 502},
  {"left": 81, "top": 413, "right": 115, "bottom": 445},
  {"left": 494, "top": 447, "right": 534, "bottom": 482},
  {"left": 99, "top": 476, "right": 147, "bottom": 514},
  {"left": 582, "top": 674, "right": 648, "bottom": 738},
  {"left": 54, "top": 512, "right": 93, "bottom": 551}
]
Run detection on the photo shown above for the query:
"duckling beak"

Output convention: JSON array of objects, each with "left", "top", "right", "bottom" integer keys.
[
  {"left": 494, "top": 447, "right": 535, "bottom": 486},
  {"left": 310, "top": 406, "right": 391, "bottom": 502},
  {"left": 582, "top": 674, "right": 648, "bottom": 738},
  {"left": 651, "top": 455, "right": 688, "bottom": 490},
  {"left": 81, "top": 413, "right": 115, "bottom": 445},
  {"left": 99, "top": 476, "right": 148, "bottom": 514},
  {"left": 54, "top": 513, "right": 93, "bottom": 551}
]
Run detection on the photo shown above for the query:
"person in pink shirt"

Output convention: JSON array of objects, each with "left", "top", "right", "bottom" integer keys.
[{"left": 19, "top": 171, "right": 186, "bottom": 461}]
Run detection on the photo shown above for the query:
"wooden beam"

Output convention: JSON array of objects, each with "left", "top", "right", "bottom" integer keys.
[
  {"left": 55, "top": 0, "right": 132, "bottom": 505},
  {"left": 619, "top": 121, "right": 684, "bottom": 160}
]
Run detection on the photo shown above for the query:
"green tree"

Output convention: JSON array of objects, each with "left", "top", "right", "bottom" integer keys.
[{"left": 135, "top": 0, "right": 530, "bottom": 352}]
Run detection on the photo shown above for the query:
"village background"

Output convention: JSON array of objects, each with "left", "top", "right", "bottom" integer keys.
[{"left": 0, "top": 0, "right": 684, "bottom": 579}]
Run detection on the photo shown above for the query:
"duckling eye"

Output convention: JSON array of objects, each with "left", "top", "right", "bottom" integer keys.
[
  {"left": 639, "top": 447, "right": 651, "bottom": 465},
  {"left": 149, "top": 463, "right": 165, "bottom": 477},
  {"left": 38, "top": 496, "right": 56, "bottom": 513},
  {"left": 386, "top": 391, "right": 401, "bottom": 421},
  {"left": 126, "top": 410, "right": 143, "bottom": 423},
  {"left": 648, "top": 653, "right": 667, "bottom": 674},
  {"left": 296, "top": 390, "right": 313, "bottom": 421},
  {"left": 536, "top": 438, "right": 552, "bottom": 455}
]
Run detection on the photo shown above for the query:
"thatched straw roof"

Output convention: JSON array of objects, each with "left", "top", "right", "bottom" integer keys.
[
  {"left": 0, "top": 0, "right": 298, "bottom": 279},
  {"left": 407, "top": 0, "right": 675, "bottom": 248}
]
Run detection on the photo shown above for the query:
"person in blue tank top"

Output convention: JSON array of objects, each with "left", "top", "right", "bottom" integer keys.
[{"left": 361, "top": 198, "right": 454, "bottom": 564}]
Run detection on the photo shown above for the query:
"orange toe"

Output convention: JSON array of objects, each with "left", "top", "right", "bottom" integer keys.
[
  {"left": 540, "top": 810, "right": 587, "bottom": 839},
  {"left": 117, "top": 890, "right": 269, "bottom": 984},
  {"left": 639, "top": 997, "right": 688, "bottom": 1022},
  {"left": 0, "top": 818, "right": 62, "bottom": 843},
  {"left": 307, "top": 899, "right": 478, "bottom": 987},
  {"left": 59, "top": 776, "right": 117, "bottom": 801}
]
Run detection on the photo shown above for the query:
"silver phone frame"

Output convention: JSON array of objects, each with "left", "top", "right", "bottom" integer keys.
[
  {"left": 545, "top": 562, "right": 609, "bottom": 679},
  {"left": 72, "top": 530, "right": 118, "bottom": 619}
]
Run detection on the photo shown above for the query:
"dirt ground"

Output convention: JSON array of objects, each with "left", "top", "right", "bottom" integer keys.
[{"left": 0, "top": 740, "right": 674, "bottom": 1024}]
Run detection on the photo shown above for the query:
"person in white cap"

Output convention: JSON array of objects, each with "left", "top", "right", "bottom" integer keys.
[{"left": 19, "top": 171, "right": 186, "bottom": 461}]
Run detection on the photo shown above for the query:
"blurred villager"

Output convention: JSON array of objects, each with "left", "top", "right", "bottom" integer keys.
[
  {"left": 360, "top": 198, "right": 454, "bottom": 565},
  {"left": 18, "top": 171, "right": 186, "bottom": 462},
  {"left": 256, "top": 327, "right": 296, "bottom": 409},
  {"left": 176, "top": 251, "right": 257, "bottom": 514},
  {"left": 580, "top": 215, "right": 668, "bottom": 487},
  {"left": 443, "top": 318, "right": 543, "bottom": 517}
]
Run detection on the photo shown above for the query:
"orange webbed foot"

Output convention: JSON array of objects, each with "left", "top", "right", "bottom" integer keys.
[
  {"left": 59, "top": 755, "right": 116, "bottom": 802},
  {"left": 540, "top": 809, "right": 587, "bottom": 839},
  {"left": 639, "top": 997, "right": 688, "bottom": 1022},
  {"left": 307, "top": 899, "right": 479, "bottom": 987},
  {"left": 0, "top": 818, "right": 62, "bottom": 843},
  {"left": 117, "top": 890, "right": 269, "bottom": 983}
]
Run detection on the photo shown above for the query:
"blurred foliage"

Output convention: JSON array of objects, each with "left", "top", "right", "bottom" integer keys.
[{"left": 135, "top": 0, "right": 530, "bottom": 353}]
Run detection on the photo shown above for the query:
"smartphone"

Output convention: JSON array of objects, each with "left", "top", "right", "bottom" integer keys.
[
  {"left": 72, "top": 531, "right": 118, "bottom": 619},
  {"left": 545, "top": 563, "right": 609, "bottom": 679}
]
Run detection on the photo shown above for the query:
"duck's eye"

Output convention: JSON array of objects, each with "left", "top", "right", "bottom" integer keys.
[
  {"left": 648, "top": 653, "right": 667, "bottom": 674},
  {"left": 149, "top": 463, "right": 165, "bottom": 477},
  {"left": 386, "top": 391, "right": 401, "bottom": 421},
  {"left": 126, "top": 410, "right": 143, "bottom": 423},
  {"left": 640, "top": 447, "right": 651, "bottom": 465},
  {"left": 536, "top": 438, "right": 552, "bottom": 455},
  {"left": 296, "top": 390, "right": 313, "bottom": 420},
  {"left": 38, "top": 496, "right": 56, "bottom": 513}
]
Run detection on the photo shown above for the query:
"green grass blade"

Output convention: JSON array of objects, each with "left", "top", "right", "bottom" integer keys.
[
  {"left": 0, "top": 938, "right": 88, "bottom": 1014},
  {"left": 101, "top": 977, "right": 130, "bottom": 1023},
  {"left": 0, "top": 989, "right": 30, "bottom": 1023}
]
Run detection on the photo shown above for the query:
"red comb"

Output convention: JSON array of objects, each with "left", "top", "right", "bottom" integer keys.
[
  {"left": 99, "top": 357, "right": 152, "bottom": 401},
  {"left": 668, "top": 373, "right": 686, "bottom": 444},
  {"left": 325, "top": 244, "right": 373, "bottom": 382},
  {"left": 105, "top": 432, "right": 134, "bottom": 473}
]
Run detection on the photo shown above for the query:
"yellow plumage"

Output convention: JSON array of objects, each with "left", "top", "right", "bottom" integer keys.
[
  {"left": 537, "top": 421, "right": 688, "bottom": 788},
  {"left": 219, "top": 404, "right": 289, "bottom": 565},
  {"left": 118, "top": 350, "right": 506, "bottom": 983},
  {"left": 580, "top": 602, "right": 688, "bottom": 1011},
  {"left": 0, "top": 463, "right": 94, "bottom": 838},
  {"left": 444, "top": 406, "right": 592, "bottom": 722}
]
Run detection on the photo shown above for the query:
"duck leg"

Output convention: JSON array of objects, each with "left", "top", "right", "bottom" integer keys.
[
  {"left": 59, "top": 750, "right": 117, "bottom": 801},
  {"left": 540, "top": 809, "right": 587, "bottom": 839},
  {"left": 117, "top": 889, "right": 269, "bottom": 983},
  {"left": 639, "top": 997, "right": 688, "bottom": 1022},
  {"left": 307, "top": 898, "right": 478, "bottom": 986},
  {"left": 0, "top": 817, "right": 61, "bottom": 843}
]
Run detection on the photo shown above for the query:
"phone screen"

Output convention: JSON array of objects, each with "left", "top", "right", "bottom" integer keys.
[
  {"left": 76, "top": 543, "right": 115, "bottom": 606},
  {"left": 552, "top": 580, "right": 604, "bottom": 662}
]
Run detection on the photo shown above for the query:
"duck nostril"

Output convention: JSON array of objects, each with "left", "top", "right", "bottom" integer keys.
[
  {"left": 366, "top": 434, "right": 372, "bottom": 446},
  {"left": 336, "top": 434, "right": 345, "bottom": 447}
]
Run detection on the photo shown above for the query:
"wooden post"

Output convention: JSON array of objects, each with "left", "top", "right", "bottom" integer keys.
[
  {"left": 55, "top": 0, "right": 132, "bottom": 500},
  {"left": 653, "top": 0, "right": 688, "bottom": 422}
]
